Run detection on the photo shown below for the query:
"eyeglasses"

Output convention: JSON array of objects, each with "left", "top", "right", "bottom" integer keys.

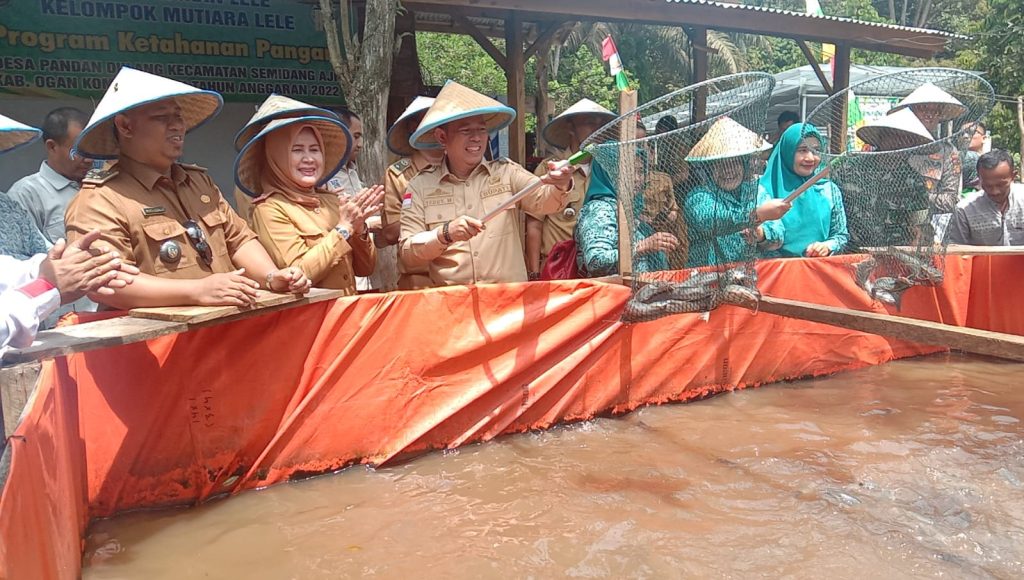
[{"left": 183, "top": 220, "right": 213, "bottom": 266}]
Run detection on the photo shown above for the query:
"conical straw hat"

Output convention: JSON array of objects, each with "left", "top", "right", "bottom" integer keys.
[
  {"left": 888, "top": 82, "right": 967, "bottom": 123},
  {"left": 0, "top": 114, "right": 41, "bottom": 155},
  {"left": 234, "top": 115, "right": 352, "bottom": 198},
  {"left": 685, "top": 116, "right": 771, "bottom": 162},
  {"left": 541, "top": 98, "right": 615, "bottom": 150},
  {"left": 856, "top": 108, "right": 934, "bottom": 150},
  {"left": 234, "top": 94, "right": 336, "bottom": 151},
  {"left": 409, "top": 80, "right": 515, "bottom": 149},
  {"left": 73, "top": 67, "right": 222, "bottom": 160},
  {"left": 387, "top": 96, "right": 440, "bottom": 156}
]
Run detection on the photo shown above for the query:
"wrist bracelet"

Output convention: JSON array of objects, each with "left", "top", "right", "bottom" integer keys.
[
  {"left": 265, "top": 272, "right": 274, "bottom": 290},
  {"left": 442, "top": 221, "right": 454, "bottom": 245}
]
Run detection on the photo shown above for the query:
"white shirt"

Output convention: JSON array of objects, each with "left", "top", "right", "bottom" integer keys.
[
  {"left": 0, "top": 254, "right": 61, "bottom": 361},
  {"left": 7, "top": 161, "right": 80, "bottom": 244}
]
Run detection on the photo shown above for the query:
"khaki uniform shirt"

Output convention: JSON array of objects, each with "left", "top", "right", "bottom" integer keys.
[
  {"left": 384, "top": 156, "right": 433, "bottom": 290},
  {"left": 64, "top": 156, "right": 257, "bottom": 279},
  {"left": 532, "top": 158, "right": 591, "bottom": 259},
  {"left": 250, "top": 191, "right": 375, "bottom": 295},
  {"left": 400, "top": 158, "right": 568, "bottom": 286}
]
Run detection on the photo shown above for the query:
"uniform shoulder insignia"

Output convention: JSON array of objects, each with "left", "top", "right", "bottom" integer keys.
[
  {"left": 497, "top": 157, "right": 514, "bottom": 164},
  {"left": 179, "top": 162, "right": 209, "bottom": 172},
  {"left": 388, "top": 158, "right": 411, "bottom": 175},
  {"left": 82, "top": 168, "right": 119, "bottom": 186}
]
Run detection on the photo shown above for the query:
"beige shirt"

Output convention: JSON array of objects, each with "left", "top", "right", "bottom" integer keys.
[
  {"left": 64, "top": 155, "right": 256, "bottom": 279},
  {"left": 532, "top": 158, "right": 591, "bottom": 258},
  {"left": 400, "top": 158, "right": 568, "bottom": 286},
  {"left": 384, "top": 156, "right": 434, "bottom": 290},
  {"left": 250, "top": 191, "right": 376, "bottom": 295}
]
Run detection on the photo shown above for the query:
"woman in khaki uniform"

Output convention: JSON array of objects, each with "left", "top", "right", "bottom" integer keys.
[{"left": 235, "top": 114, "right": 383, "bottom": 295}]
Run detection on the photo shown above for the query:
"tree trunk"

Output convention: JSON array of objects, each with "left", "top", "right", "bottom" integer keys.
[
  {"left": 899, "top": 0, "right": 909, "bottom": 26},
  {"left": 319, "top": 0, "right": 398, "bottom": 184},
  {"left": 319, "top": 0, "right": 399, "bottom": 289},
  {"left": 887, "top": 0, "right": 896, "bottom": 21}
]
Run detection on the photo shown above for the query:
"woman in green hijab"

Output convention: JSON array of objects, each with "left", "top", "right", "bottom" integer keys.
[{"left": 760, "top": 123, "right": 848, "bottom": 257}]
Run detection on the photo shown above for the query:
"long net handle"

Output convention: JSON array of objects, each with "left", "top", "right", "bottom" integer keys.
[
  {"left": 481, "top": 159, "right": 571, "bottom": 224},
  {"left": 783, "top": 165, "right": 833, "bottom": 204}
]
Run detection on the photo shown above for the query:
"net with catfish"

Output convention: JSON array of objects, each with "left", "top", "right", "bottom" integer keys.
[
  {"left": 805, "top": 68, "right": 994, "bottom": 308},
  {"left": 580, "top": 72, "right": 775, "bottom": 323}
]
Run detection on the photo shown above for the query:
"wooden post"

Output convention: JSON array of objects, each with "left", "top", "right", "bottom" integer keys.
[
  {"left": 829, "top": 44, "right": 851, "bottom": 153},
  {"left": 689, "top": 26, "right": 709, "bottom": 122},
  {"left": 617, "top": 89, "right": 638, "bottom": 278},
  {"left": 1017, "top": 96, "right": 1023, "bottom": 181},
  {"left": 505, "top": 11, "right": 526, "bottom": 164},
  {"left": 1, "top": 363, "right": 41, "bottom": 439},
  {"left": 534, "top": 49, "right": 551, "bottom": 158}
]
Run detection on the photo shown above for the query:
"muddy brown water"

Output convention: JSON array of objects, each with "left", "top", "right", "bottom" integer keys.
[{"left": 83, "top": 353, "right": 1024, "bottom": 578}]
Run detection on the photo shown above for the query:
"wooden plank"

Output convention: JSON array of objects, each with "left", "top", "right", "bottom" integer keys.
[
  {"left": 1, "top": 317, "right": 187, "bottom": 366},
  {"left": 757, "top": 295, "right": 1024, "bottom": 363},
  {"left": 859, "top": 245, "right": 1024, "bottom": 256},
  {"left": 523, "top": 21, "right": 560, "bottom": 60},
  {"left": 505, "top": 10, "right": 526, "bottom": 164},
  {"left": 1, "top": 362, "right": 41, "bottom": 438},
  {"left": 2, "top": 289, "right": 346, "bottom": 365},
  {"left": 451, "top": 13, "right": 507, "bottom": 70},
  {"left": 796, "top": 39, "right": 833, "bottom": 95},
  {"left": 128, "top": 288, "right": 344, "bottom": 324}
]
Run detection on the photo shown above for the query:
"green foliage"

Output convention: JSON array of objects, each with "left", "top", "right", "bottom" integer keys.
[
  {"left": 975, "top": 0, "right": 1024, "bottom": 155},
  {"left": 416, "top": 32, "right": 509, "bottom": 97}
]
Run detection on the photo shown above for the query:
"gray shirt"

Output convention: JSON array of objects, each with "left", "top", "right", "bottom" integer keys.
[
  {"left": 948, "top": 183, "right": 1024, "bottom": 246},
  {"left": 7, "top": 161, "right": 81, "bottom": 244}
]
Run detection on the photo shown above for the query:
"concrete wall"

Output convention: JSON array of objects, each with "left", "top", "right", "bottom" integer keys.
[{"left": 0, "top": 97, "right": 260, "bottom": 209}]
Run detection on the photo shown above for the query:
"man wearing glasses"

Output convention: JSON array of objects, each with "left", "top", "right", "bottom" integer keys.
[
  {"left": 400, "top": 81, "right": 573, "bottom": 286},
  {"left": 64, "top": 67, "right": 310, "bottom": 309}
]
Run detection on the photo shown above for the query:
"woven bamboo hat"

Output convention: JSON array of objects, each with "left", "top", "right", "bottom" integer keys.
[
  {"left": 541, "top": 99, "right": 615, "bottom": 150},
  {"left": 73, "top": 67, "right": 223, "bottom": 160},
  {"left": 685, "top": 116, "right": 772, "bottom": 162},
  {"left": 234, "top": 116, "right": 352, "bottom": 198},
  {"left": 409, "top": 80, "right": 515, "bottom": 149},
  {"left": 856, "top": 108, "right": 935, "bottom": 150},
  {"left": 234, "top": 94, "right": 336, "bottom": 151},
  {"left": 0, "top": 114, "right": 42, "bottom": 155},
  {"left": 888, "top": 82, "right": 967, "bottom": 123},
  {"left": 387, "top": 96, "right": 440, "bottom": 156}
]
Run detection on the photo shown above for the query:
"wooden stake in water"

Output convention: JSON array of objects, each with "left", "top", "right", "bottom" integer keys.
[{"left": 481, "top": 151, "right": 590, "bottom": 224}]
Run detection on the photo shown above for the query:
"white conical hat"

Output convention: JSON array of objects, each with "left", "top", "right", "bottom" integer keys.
[
  {"left": 234, "top": 115, "right": 352, "bottom": 198},
  {"left": 409, "top": 80, "right": 515, "bottom": 149},
  {"left": 888, "top": 82, "right": 967, "bottom": 123},
  {"left": 685, "top": 116, "right": 771, "bottom": 162},
  {"left": 234, "top": 94, "right": 336, "bottom": 151},
  {"left": 73, "top": 67, "right": 223, "bottom": 160},
  {"left": 856, "top": 108, "right": 934, "bottom": 150},
  {"left": 387, "top": 96, "right": 440, "bottom": 156},
  {"left": 0, "top": 114, "right": 41, "bottom": 155},
  {"left": 541, "top": 98, "right": 615, "bottom": 150}
]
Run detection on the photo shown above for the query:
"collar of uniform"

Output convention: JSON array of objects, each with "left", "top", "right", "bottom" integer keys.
[
  {"left": 38, "top": 161, "right": 77, "bottom": 190},
  {"left": 438, "top": 157, "right": 495, "bottom": 184},
  {"left": 118, "top": 155, "right": 189, "bottom": 190},
  {"left": 411, "top": 154, "right": 432, "bottom": 173}
]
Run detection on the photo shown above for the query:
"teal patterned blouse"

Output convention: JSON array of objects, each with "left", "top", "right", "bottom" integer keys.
[
  {"left": 0, "top": 192, "right": 49, "bottom": 260},
  {"left": 575, "top": 162, "right": 669, "bottom": 276},
  {"left": 683, "top": 180, "right": 784, "bottom": 267}
]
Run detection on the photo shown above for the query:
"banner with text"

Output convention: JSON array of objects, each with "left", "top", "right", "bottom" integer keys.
[{"left": 0, "top": 0, "right": 345, "bottom": 103}]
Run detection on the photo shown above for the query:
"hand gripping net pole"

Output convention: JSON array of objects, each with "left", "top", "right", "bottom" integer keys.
[
  {"left": 580, "top": 72, "right": 776, "bottom": 323},
  {"left": 806, "top": 68, "right": 994, "bottom": 308}
]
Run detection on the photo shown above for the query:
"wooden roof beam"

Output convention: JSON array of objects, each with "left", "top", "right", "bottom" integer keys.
[
  {"left": 452, "top": 13, "right": 508, "bottom": 70},
  {"left": 796, "top": 40, "right": 834, "bottom": 95}
]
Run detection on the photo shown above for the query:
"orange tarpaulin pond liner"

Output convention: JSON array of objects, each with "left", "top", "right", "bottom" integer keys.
[{"left": 2, "top": 254, "right": 1019, "bottom": 579}]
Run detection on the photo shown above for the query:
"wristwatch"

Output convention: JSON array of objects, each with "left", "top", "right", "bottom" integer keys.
[{"left": 335, "top": 225, "right": 352, "bottom": 240}]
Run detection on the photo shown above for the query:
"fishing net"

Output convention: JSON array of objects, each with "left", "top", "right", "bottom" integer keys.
[
  {"left": 581, "top": 72, "right": 775, "bottom": 323},
  {"left": 806, "top": 68, "right": 994, "bottom": 308}
]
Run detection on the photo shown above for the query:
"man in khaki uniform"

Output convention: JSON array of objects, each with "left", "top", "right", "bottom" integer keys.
[
  {"left": 399, "top": 81, "right": 574, "bottom": 286},
  {"left": 65, "top": 67, "right": 310, "bottom": 309},
  {"left": 380, "top": 96, "right": 445, "bottom": 290},
  {"left": 525, "top": 99, "right": 615, "bottom": 278}
]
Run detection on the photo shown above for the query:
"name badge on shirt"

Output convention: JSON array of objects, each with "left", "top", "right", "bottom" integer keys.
[{"left": 143, "top": 206, "right": 166, "bottom": 217}]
